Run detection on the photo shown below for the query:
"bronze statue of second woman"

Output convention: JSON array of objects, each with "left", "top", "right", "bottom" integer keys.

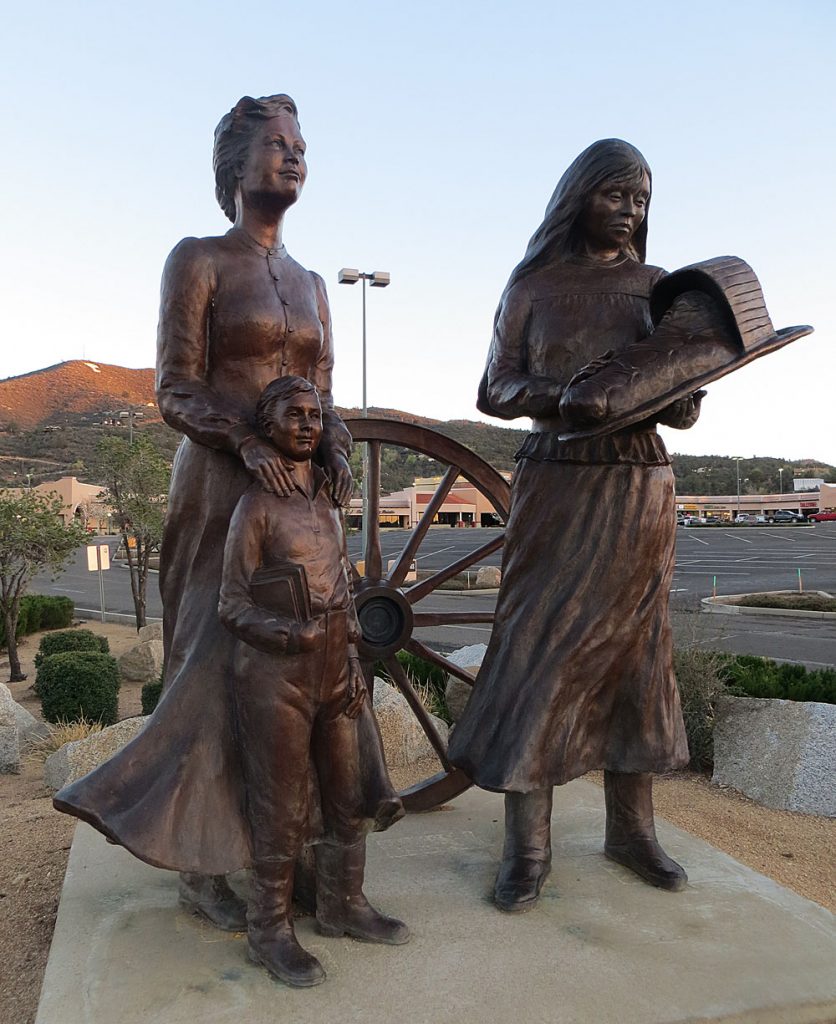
[{"left": 449, "top": 139, "right": 702, "bottom": 911}]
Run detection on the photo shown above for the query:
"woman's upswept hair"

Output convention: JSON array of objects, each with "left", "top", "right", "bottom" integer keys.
[
  {"left": 506, "top": 138, "right": 652, "bottom": 290},
  {"left": 213, "top": 94, "right": 299, "bottom": 222},
  {"left": 256, "top": 376, "right": 319, "bottom": 437}
]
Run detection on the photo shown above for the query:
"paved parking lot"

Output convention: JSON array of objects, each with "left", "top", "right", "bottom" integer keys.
[
  {"left": 672, "top": 522, "right": 836, "bottom": 603},
  {"left": 33, "top": 524, "right": 836, "bottom": 667}
]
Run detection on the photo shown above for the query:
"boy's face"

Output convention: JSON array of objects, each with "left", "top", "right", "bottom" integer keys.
[{"left": 266, "top": 391, "right": 323, "bottom": 462}]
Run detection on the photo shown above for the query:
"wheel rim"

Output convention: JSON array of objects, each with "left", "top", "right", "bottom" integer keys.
[{"left": 344, "top": 417, "right": 511, "bottom": 812}]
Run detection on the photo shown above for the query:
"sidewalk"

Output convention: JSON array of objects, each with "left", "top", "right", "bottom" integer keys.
[{"left": 36, "top": 783, "right": 836, "bottom": 1024}]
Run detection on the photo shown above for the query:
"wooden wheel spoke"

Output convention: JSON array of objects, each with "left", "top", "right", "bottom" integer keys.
[
  {"left": 412, "top": 611, "right": 495, "bottom": 627},
  {"left": 406, "top": 638, "right": 478, "bottom": 688},
  {"left": 388, "top": 464, "right": 460, "bottom": 587},
  {"left": 405, "top": 534, "right": 505, "bottom": 604},
  {"left": 384, "top": 655, "right": 452, "bottom": 769},
  {"left": 364, "top": 440, "right": 383, "bottom": 581}
]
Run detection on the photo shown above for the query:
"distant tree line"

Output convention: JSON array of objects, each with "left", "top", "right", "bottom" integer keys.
[{"left": 1, "top": 408, "right": 834, "bottom": 497}]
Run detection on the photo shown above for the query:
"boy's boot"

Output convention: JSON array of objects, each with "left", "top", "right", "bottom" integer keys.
[
  {"left": 178, "top": 872, "right": 247, "bottom": 931},
  {"left": 248, "top": 858, "right": 325, "bottom": 987},
  {"left": 494, "top": 788, "right": 553, "bottom": 912},
  {"left": 603, "top": 771, "right": 687, "bottom": 891},
  {"left": 315, "top": 839, "right": 410, "bottom": 945}
]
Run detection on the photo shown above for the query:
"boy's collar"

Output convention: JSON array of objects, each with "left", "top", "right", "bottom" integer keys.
[{"left": 283, "top": 458, "right": 329, "bottom": 499}]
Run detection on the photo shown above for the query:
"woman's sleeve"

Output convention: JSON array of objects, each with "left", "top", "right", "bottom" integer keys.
[
  {"left": 310, "top": 271, "right": 352, "bottom": 463},
  {"left": 156, "top": 238, "right": 256, "bottom": 454},
  {"left": 477, "top": 281, "right": 563, "bottom": 420}
]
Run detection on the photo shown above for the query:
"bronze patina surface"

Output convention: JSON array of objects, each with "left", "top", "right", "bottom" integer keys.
[
  {"left": 55, "top": 94, "right": 356, "bottom": 875},
  {"left": 449, "top": 139, "right": 700, "bottom": 908}
]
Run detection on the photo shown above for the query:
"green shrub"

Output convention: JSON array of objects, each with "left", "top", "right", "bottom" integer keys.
[
  {"left": 719, "top": 654, "right": 836, "bottom": 704},
  {"left": 34, "top": 629, "right": 110, "bottom": 670},
  {"left": 736, "top": 593, "right": 836, "bottom": 613},
  {"left": 37, "top": 651, "right": 120, "bottom": 725},
  {"left": 141, "top": 673, "right": 164, "bottom": 715},
  {"left": 0, "top": 594, "right": 74, "bottom": 648},
  {"left": 672, "top": 646, "right": 732, "bottom": 771},
  {"left": 36, "top": 595, "right": 74, "bottom": 630}
]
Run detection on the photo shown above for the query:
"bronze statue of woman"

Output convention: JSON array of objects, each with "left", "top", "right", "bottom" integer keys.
[
  {"left": 449, "top": 139, "right": 702, "bottom": 911},
  {"left": 54, "top": 96, "right": 403, "bottom": 968}
]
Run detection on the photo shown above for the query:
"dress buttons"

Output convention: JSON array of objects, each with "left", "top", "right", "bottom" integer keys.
[{"left": 272, "top": 274, "right": 280, "bottom": 281}]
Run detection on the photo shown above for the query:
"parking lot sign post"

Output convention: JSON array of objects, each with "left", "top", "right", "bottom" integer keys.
[{"left": 86, "top": 543, "right": 110, "bottom": 622}]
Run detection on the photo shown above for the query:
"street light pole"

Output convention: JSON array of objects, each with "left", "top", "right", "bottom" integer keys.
[
  {"left": 338, "top": 268, "right": 390, "bottom": 553},
  {"left": 733, "top": 457, "right": 744, "bottom": 517},
  {"left": 779, "top": 467, "right": 784, "bottom": 495}
]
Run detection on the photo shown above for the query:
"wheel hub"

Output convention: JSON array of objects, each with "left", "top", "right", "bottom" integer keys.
[{"left": 353, "top": 582, "right": 414, "bottom": 660}]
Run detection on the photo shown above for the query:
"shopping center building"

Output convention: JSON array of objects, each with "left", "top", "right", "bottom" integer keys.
[{"left": 347, "top": 478, "right": 836, "bottom": 528}]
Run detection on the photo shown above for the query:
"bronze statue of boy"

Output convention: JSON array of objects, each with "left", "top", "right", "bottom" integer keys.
[{"left": 218, "top": 374, "right": 409, "bottom": 987}]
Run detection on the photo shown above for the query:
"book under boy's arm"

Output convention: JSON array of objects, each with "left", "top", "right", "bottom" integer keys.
[{"left": 218, "top": 491, "right": 301, "bottom": 655}]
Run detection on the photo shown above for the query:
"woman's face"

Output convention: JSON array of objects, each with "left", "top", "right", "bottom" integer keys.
[
  {"left": 238, "top": 113, "right": 308, "bottom": 209},
  {"left": 579, "top": 171, "right": 650, "bottom": 256}
]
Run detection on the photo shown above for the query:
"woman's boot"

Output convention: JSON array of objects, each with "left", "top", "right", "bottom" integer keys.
[
  {"left": 248, "top": 859, "right": 325, "bottom": 987},
  {"left": 315, "top": 839, "right": 410, "bottom": 945},
  {"left": 494, "top": 788, "right": 553, "bottom": 912},
  {"left": 603, "top": 771, "right": 687, "bottom": 891},
  {"left": 178, "top": 872, "right": 247, "bottom": 931}
]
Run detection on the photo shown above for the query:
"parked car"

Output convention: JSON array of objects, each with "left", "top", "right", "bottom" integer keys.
[
  {"left": 766, "top": 510, "right": 805, "bottom": 523},
  {"left": 807, "top": 510, "right": 836, "bottom": 523},
  {"left": 734, "top": 514, "right": 757, "bottom": 524}
]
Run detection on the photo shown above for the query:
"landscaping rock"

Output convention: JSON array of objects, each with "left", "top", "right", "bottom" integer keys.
[
  {"left": 12, "top": 697, "right": 50, "bottom": 745},
  {"left": 444, "top": 644, "right": 487, "bottom": 722},
  {"left": 137, "top": 622, "right": 163, "bottom": 643},
  {"left": 372, "top": 678, "right": 449, "bottom": 767},
  {"left": 118, "top": 639, "right": 164, "bottom": 683},
  {"left": 45, "top": 716, "right": 148, "bottom": 792},
  {"left": 713, "top": 695, "right": 836, "bottom": 816},
  {"left": 0, "top": 684, "right": 21, "bottom": 773},
  {"left": 475, "top": 565, "right": 502, "bottom": 588}
]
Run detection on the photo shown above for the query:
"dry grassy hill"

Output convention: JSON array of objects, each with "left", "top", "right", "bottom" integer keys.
[
  {"left": 0, "top": 361, "right": 158, "bottom": 431},
  {"left": 1, "top": 361, "right": 831, "bottom": 494}
]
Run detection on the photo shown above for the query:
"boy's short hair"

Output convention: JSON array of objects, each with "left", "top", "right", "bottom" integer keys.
[{"left": 255, "top": 376, "right": 320, "bottom": 437}]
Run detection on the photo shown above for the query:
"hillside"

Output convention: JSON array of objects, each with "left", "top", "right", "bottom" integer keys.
[
  {"left": 0, "top": 361, "right": 158, "bottom": 431},
  {"left": 0, "top": 361, "right": 833, "bottom": 493}
]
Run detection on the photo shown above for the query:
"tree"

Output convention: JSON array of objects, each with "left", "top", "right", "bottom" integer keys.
[
  {"left": 0, "top": 489, "right": 86, "bottom": 681},
  {"left": 95, "top": 435, "right": 170, "bottom": 629}
]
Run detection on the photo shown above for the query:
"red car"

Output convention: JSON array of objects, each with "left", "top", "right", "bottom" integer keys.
[{"left": 808, "top": 510, "right": 836, "bottom": 522}]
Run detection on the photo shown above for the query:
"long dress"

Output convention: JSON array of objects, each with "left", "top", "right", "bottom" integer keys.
[
  {"left": 447, "top": 257, "right": 690, "bottom": 793},
  {"left": 54, "top": 228, "right": 396, "bottom": 873}
]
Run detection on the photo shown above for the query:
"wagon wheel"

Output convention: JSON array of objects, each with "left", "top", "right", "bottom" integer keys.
[{"left": 344, "top": 417, "right": 510, "bottom": 813}]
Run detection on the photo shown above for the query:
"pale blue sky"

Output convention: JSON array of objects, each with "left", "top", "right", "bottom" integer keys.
[{"left": 2, "top": 1, "right": 834, "bottom": 464}]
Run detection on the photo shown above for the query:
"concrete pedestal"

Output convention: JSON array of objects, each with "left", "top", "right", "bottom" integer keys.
[{"left": 36, "top": 782, "right": 836, "bottom": 1024}]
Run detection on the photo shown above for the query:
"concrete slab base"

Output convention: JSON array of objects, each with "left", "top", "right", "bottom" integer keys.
[{"left": 36, "top": 782, "right": 836, "bottom": 1024}]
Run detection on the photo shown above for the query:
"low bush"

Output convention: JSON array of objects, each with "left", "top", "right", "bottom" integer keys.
[
  {"left": 36, "top": 595, "right": 75, "bottom": 630},
  {"left": 37, "top": 651, "right": 120, "bottom": 726},
  {"left": 34, "top": 629, "right": 110, "bottom": 671},
  {"left": 719, "top": 654, "right": 836, "bottom": 704},
  {"left": 141, "top": 673, "right": 164, "bottom": 715},
  {"left": 0, "top": 594, "right": 75, "bottom": 648},
  {"left": 736, "top": 593, "right": 836, "bottom": 613},
  {"left": 672, "top": 646, "right": 732, "bottom": 771}
]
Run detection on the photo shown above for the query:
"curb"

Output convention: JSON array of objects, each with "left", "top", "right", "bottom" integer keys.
[{"left": 701, "top": 592, "right": 836, "bottom": 621}]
